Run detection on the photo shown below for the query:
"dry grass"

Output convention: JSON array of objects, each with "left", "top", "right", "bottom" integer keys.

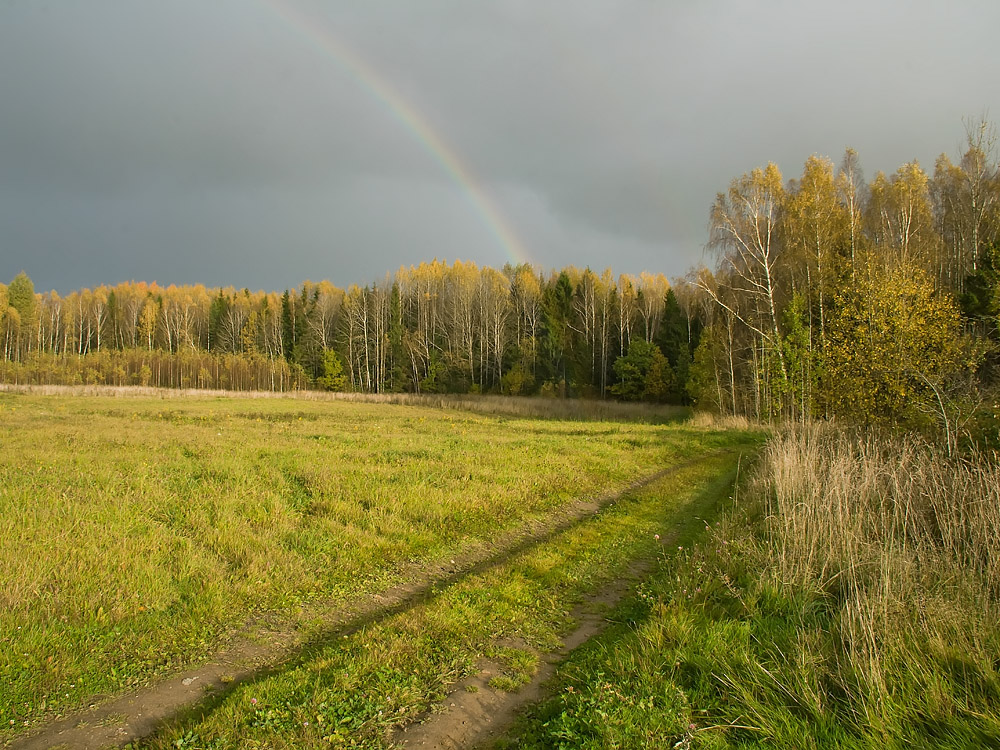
[
  {"left": 764, "top": 426, "right": 1000, "bottom": 711},
  {"left": 686, "top": 411, "right": 755, "bottom": 431},
  {"left": 0, "top": 383, "right": 689, "bottom": 423},
  {"left": 766, "top": 426, "right": 1000, "bottom": 595}
]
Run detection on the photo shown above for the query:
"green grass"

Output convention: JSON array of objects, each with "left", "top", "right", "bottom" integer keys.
[
  {"left": 0, "top": 392, "right": 743, "bottom": 737},
  {"left": 502, "top": 429, "right": 1000, "bottom": 749},
  {"left": 132, "top": 444, "right": 758, "bottom": 749}
]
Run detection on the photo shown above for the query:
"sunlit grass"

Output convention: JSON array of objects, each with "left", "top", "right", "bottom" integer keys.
[
  {"left": 0, "top": 391, "right": 735, "bottom": 733},
  {"left": 135, "top": 450, "right": 754, "bottom": 749}
]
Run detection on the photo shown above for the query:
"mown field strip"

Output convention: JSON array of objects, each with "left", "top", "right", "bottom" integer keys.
[{"left": 128, "top": 448, "right": 754, "bottom": 750}]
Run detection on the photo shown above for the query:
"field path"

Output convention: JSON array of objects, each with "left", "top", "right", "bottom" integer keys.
[
  {"left": 9, "top": 455, "right": 716, "bottom": 750},
  {"left": 392, "top": 552, "right": 660, "bottom": 750}
]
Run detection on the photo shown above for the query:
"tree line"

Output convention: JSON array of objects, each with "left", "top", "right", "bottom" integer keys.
[
  {"left": 0, "top": 263, "right": 697, "bottom": 402},
  {"left": 3, "top": 117, "right": 998, "bottom": 437}
]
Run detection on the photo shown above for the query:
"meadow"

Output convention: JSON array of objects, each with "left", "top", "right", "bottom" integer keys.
[
  {"left": 0, "top": 390, "right": 744, "bottom": 741},
  {"left": 138, "top": 444, "right": 752, "bottom": 749},
  {"left": 7, "top": 391, "right": 992, "bottom": 748}
]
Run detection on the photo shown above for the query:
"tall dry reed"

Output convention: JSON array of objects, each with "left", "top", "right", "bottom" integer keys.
[{"left": 760, "top": 427, "right": 1000, "bottom": 706}]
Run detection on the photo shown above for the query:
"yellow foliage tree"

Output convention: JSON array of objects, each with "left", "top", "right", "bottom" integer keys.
[{"left": 825, "top": 262, "right": 974, "bottom": 431}]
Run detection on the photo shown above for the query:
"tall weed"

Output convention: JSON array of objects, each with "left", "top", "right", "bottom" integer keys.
[{"left": 764, "top": 427, "right": 1000, "bottom": 733}]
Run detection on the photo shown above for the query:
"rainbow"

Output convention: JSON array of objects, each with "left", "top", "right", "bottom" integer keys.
[{"left": 260, "top": 0, "right": 532, "bottom": 267}]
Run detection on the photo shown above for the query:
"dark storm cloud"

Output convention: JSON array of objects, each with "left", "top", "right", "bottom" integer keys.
[
  {"left": 1, "top": 0, "right": 999, "bottom": 293},
  {"left": 0, "top": 2, "right": 424, "bottom": 193}
]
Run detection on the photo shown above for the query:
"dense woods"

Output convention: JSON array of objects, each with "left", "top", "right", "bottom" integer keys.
[
  {"left": 2, "top": 120, "right": 999, "bottom": 440},
  {"left": 0, "top": 264, "right": 686, "bottom": 402}
]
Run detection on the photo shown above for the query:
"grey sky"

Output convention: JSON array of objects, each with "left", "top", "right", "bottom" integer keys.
[{"left": 1, "top": 0, "right": 998, "bottom": 294}]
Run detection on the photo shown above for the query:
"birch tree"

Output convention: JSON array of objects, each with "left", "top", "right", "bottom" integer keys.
[{"left": 706, "top": 163, "right": 789, "bottom": 390}]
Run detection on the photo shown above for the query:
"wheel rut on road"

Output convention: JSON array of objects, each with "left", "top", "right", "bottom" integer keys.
[{"left": 391, "top": 553, "right": 665, "bottom": 750}]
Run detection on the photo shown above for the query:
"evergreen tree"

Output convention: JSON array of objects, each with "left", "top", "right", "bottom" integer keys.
[
  {"left": 6, "top": 272, "right": 35, "bottom": 358},
  {"left": 280, "top": 290, "right": 293, "bottom": 361},
  {"left": 611, "top": 339, "right": 673, "bottom": 402},
  {"left": 317, "top": 349, "right": 348, "bottom": 391},
  {"left": 208, "top": 291, "right": 228, "bottom": 352},
  {"left": 540, "top": 271, "right": 573, "bottom": 391},
  {"left": 655, "top": 288, "right": 692, "bottom": 402}
]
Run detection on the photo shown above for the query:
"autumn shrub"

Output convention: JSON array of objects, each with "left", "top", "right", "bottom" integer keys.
[
  {"left": 0, "top": 349, "right": 310, "bottom": 391},
  {"left": 825, "top": 263, "right": 977, "bottom": 435}
]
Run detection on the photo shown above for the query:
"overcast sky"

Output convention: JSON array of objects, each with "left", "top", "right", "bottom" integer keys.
[{"left": 1, "top": 1, "right": 998, "bottom": 294}]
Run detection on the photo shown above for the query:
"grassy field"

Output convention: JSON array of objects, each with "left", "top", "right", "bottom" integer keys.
[
  {"left": 0, "top": 384, "right": 693, "bottom": 424},
  {"left": 20, "top": 392, "right": 996, "bottom": 748},
  {"left": 137, "top": 448, "right": 754, "bottom": 749},
  {"left": 0, "top": 391, "right": 743, "bottom": 739},
  {"left": 503, "top": 428, "right": 1000, "bottom": 749}
]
